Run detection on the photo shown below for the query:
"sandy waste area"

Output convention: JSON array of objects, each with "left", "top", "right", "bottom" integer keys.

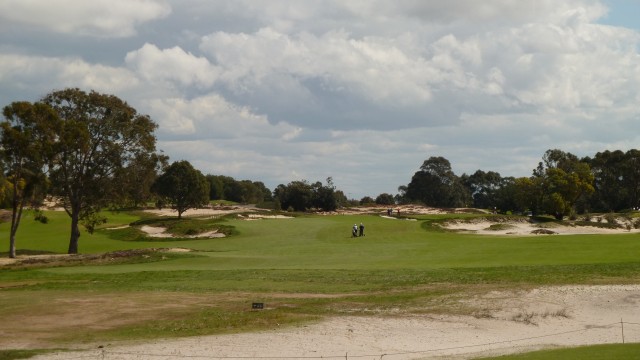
[{"left": 30, "top": 285, "right": 640, "bottom": 360}]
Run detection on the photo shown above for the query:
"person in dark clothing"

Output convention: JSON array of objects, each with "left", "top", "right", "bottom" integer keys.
[{"left": 359, "top": 223, "right": 365, "bottom": 236}]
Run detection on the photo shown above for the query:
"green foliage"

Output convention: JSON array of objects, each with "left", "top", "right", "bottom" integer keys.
[
  {"left": 273, "top": 177, "right": 339, "bottom": 211},
  {"left": 1, "top": 101, "right": 59, "bottom": 257},
  {"left": 375, "top": 193, "right": 395, "bottom": 205},
  {"left": 41, "top": 88, "right": 161, "bottom": 254},
  {"left": 405, "top": 156, "right": 470, "bottom": 207},
  {"left": 152, "top": 161, "right": 209, "bottom": 218},
  {"left": 0, "top": 349, "right": 49, "bottom": 360}
]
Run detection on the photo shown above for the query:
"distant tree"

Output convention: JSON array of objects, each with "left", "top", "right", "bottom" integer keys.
[
  {"left": 375, "top": 193, "right": 395, "bottom": 205},
  {"left": 273, "top": 180, "right": 312, "bottom": 211},
  {"left": 360, "top": 196, "right": 375, "bottom": 205},
  {"left": 622, "top": 149, "right": 640, "bottom": 210},
  {"left": 42, "top": 88, "right": 160, "bottom": 254},
  {"left": 492, "top": 176, "right": 519, "bottom": 213},
  {"left": 1, "top": 101, "right": 59, "bottom": 258},
  {"left": 273, "top": 177, "right": 340, "bottom": 212},
  {"left": 311, "top": 177, "right": 338, "bottom": 211},
  {"left": 118, "top": 152, "right": 169, "bottom": 208},
  {"left": 152, "top": 160, "right": 209, "bottom": 219},
  {"left": 334, "top": 190, "right": 349, "bottom": 207},
  {"left": 512, "top": 177, "right": 541, "bottom": 215},
  {"left": 462, "top": 170, "right": 503, "bottom": 209},
  {"left": 529, "top": 149, "right": 594, "bottom": 219},
  {"left": 405, "top": 156, "right": 470, "bottom": 207}
]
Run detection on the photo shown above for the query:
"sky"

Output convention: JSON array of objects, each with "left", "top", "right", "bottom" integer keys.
[{"left": 0, "top": 1, "right": 639, "bottom": 199}]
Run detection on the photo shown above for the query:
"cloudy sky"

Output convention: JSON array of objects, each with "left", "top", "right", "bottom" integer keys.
[{"left": 1, "top": 1, "right": 639, "bottom": 199}]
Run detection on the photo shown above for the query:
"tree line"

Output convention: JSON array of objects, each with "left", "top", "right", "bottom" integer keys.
[
  {"left": 2, "top": 88, "right": 638, "bottom": 257},
  {"left": 398, "top": 149, "right": 640, "bottom": 218}
]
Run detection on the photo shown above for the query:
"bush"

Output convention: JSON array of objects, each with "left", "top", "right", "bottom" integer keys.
[
  {"left": 33, "top": 210, "right": 48, "bottom": 224},
  {"left": 604, "top": 212, "right": 617, "bottom": 224}
]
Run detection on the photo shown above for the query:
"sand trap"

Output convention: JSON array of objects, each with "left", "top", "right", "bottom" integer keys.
[
  {"left": 240, "top": 214, "right": 294, "bottom": 220},
  {"left": 444, "top": 219, "right": 640, "bottom": 236},
  {"left": 144, "top": 205, "right": 257, "bottom": 217},
  {"left": 31, "top": 285, "right": 640, "bottom": 360},
  {"left": 139, "top": 225, "right": 225, "bottom": 238}
]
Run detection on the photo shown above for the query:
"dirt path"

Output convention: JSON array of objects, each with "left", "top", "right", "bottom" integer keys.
[{"left": 31, "top": 285, "right": 640, "bottom": 360}]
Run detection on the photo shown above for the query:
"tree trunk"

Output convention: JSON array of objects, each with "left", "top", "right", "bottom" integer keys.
[
  {"left": 8, "top": 184, "right": 25, "bottom": 259},
  {"left": 9, "top": 234, "right": 16, "bottom": 258},
  {"left": 68, "top": 212, "right": 81, "bottom": 254}
]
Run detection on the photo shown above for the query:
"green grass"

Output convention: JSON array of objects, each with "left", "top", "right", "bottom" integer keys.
[
  {"left": 474, "top": 343, "right": 640, "bottom": 359},
  {"left": 0, "top": 350, "right": 50, "bottom": 360},
  {"left": 2, "top": 209, "right": 640, "bottom": 356}
]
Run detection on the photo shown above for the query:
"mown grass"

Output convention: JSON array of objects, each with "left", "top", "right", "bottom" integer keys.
[
  {"left": 474, "top": 343, "right": 640, "bottom": 359},
  {"left": 1, "top": 209, "right": 640, "bottom": 357}
]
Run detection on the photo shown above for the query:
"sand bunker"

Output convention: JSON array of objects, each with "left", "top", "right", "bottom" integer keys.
[
  {"left": 443, "top": 219, "right": 640, "bottom": 236},
  {"left": 139, "top": 225, "right": 225, "bottom": 238}
]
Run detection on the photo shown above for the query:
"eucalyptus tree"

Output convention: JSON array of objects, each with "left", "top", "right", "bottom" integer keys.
[
  {"left": 405, "top": 156, "right": 470, "bottom": 207},
  {"left": 152, "top": 160, "right": 209, "bottom": 219},
  {"left": 532, "top": 149, "right": 594, "bottom": 219},
  {"left": 42, "top": 88, "right": 160, "bottom": 254},
  {"left": 1, "top": 101, "right": 59, "bottom": 258}
]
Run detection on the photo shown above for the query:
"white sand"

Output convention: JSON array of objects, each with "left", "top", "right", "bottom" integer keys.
[
  {"left": 32, "top": 285, "right": 640, "bottom": 360},
  {"left": 444, "top": 220, "right": 640, "bottom": 236}
]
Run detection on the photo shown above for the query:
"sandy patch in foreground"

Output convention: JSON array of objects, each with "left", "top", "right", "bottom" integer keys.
[{"left": 32, "top": 285, "right": 640, "bottom": 360}]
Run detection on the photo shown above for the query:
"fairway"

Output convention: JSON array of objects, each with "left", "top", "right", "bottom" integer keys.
[{"left": 1, "top": 208, "right": 640, "bottom": 359}]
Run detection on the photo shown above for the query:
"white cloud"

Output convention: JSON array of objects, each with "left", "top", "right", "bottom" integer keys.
[
  {"left": 125, "top": 43, "right": 219, "bottom": 88},
  {"left": 0, "top": 54, "right": 139, "bottom": 95},
  {"left": 143, "top": 94, "right": 298, "bottom": 140},
  {"left": 0, "top": 0, "right": 171, "bottom": 37}
]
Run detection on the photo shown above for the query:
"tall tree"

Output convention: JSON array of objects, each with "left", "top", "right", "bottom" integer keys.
[
  {"left": 406, "top": 156, "right": 470, "bottom": 207},
  {"left": 42, "top": 88, "right": 160, "bottom": 254},
  {"left": 1, "top": 102, "right": 59, "bottom": 258},
  {"left": 462, "top": 170, "right": 503, "bottom": 209},
  {"left": 533, "top": 149, "right": 594, "bottom": 219},
  {"left": 152, "top": 160, "right": 209, "bottom": 218},
  {"left": 118, "top": 152, "right": 168, "bottom": 208}
]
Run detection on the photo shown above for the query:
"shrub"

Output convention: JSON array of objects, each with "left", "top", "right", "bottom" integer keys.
[
  {"left": 604, "top": 212, "right": 617, "bottom": 224},
  {"left": 33, "top": 211, "right": 48, "bottom": 224}
]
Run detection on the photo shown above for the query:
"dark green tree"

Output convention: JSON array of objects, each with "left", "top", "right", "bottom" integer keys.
[
  {"left": 42, "top": 88, "right": 160, "bottom": 254},
  {"left": 360, "top": 196, "right": 375, "bottom": 205},
  {"left": 1, "top": 101, "right": 59, "bottom": 258},
  {"left": 152, "top": 160, "right": 209, "bottom": 219},
  {"left": 531, "top": 149, "right": 594, "bottom": 219},
  {"left": 118, "top": 152, "right": 169, "bottom": 208},
  {"left": 311, "top": 177, "right": 338, "bottom": 211},
  {"left": 461, "top": 170, "right": 503, "bottom": 209},
  {"left": 375, "top": 193, "right": 395, "bottom": 205},
  {"left": 405, "top": 156, "right": 470, "bottom": 207}
]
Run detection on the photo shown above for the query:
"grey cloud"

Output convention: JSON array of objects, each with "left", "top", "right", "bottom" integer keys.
[{"left": 0, "top": 0, "right": 171, "bottom": 38}]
